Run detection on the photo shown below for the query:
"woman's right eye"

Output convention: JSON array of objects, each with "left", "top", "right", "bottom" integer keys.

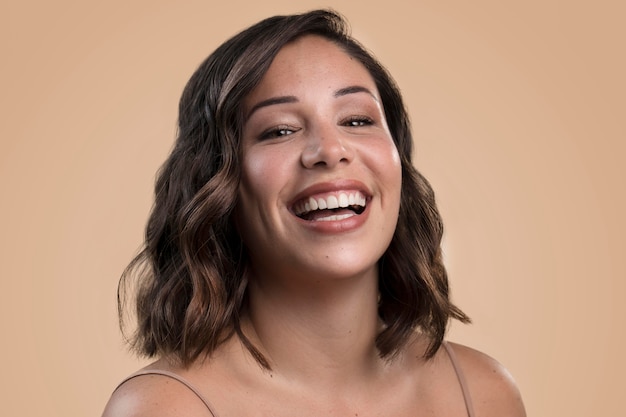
[{"left": 259, "top": 126, "right": 300, "bottom": 140}]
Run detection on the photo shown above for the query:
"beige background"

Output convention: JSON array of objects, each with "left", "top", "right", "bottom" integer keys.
[{"left": 2, "top": 0, "right": 624, "bottom": 415}]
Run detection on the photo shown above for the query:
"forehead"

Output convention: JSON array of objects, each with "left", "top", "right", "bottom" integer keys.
[{"left": 244, "top": 35, "right": 379, "bottom": 106}]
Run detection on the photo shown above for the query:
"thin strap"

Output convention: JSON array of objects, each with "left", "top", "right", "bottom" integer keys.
[
  {"left": 115, "top": 370, "right": 219, "bottom": 417},
  {"left": 443, "top": 342, "right": 477, "bottom": 417}
]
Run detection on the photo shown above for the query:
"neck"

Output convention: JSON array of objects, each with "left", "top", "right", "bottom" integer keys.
[{"left": 242, "top": 267, "right": 386, "bottom": 388}]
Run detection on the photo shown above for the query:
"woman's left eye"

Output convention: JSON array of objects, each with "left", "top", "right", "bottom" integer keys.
[{"left": 342, "top": 116, "right": 374, "bottom": 127}]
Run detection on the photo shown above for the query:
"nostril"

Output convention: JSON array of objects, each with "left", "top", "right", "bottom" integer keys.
[{"left": 300, "top": 134, "right": 354, "bottom": 169}]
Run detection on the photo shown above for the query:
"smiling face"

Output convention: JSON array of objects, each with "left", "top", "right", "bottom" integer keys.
[{"left": 235, "top": 35, "right": 402, "bottom": 285}]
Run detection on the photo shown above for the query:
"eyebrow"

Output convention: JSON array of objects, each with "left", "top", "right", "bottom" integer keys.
[
  {"left": 245, "top": 85, "right": 379, "bottom": 121},
  {"left": 246, "top": 96, "right": 298, "bottom": 120},
  {"left": 334, "top": 85, "right": 379, "bottom": 102}
]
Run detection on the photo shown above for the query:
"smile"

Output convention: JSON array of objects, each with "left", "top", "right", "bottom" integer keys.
[{"left": 293, "top": 191, "right": 367, "bottom": 221}]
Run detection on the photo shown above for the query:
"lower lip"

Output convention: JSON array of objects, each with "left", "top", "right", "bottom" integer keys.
[{"left": 293, "top": 204, "right": 370, "bottom": 233}]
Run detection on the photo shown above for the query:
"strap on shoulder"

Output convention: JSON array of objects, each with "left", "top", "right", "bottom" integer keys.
[
  {"left": 443, "top": 342, "right": 477, "bottom": 417},
  {"left": 115, "top": 370, "right": 219, "bottom": 417}
]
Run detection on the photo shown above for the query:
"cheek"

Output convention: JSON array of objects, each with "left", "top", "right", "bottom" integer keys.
[
  {"left": 241, "top": 145, "right": 299, "bottom": 194},
  {"left": 236, "top": 147, "right": 294, "bottom": 224},
  {"left": 239, "top": 150, "right": 273, "bottom": 201},
  {"left": 386, "top": 145, "right": 402, "bottom": 179},
  {"left": 240, "top": 161, "right": 270, "bottom": 201},
  {"left": 368, "top": 140, "right": 402, "bottom": 188},
  {"left": 378, "top": 144, "right": 403, "bottom": 215}
]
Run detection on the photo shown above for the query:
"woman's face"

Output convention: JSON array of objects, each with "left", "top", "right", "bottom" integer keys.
[{"left": 236, "top": 35, "right": 402, "bottom": 284}]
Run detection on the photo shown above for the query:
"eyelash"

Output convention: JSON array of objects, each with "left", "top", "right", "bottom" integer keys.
[
  {"left": 259, "top": 125, "right": 300, "bottom": 140},
  {"left": 342, "top": 115, "right": 374, "bottom": 127},
  {"left": 257, "top": 116, "right": 374, "bottom": 141}
]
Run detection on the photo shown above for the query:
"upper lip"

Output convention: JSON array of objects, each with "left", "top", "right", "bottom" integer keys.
[{"left": 289, "top": 180, "right": 372, "bottom": 214}]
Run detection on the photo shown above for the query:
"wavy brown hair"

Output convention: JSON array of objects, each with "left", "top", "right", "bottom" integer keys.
[{"left": 119, "top": 9, "right": 469, "bottom": 368}]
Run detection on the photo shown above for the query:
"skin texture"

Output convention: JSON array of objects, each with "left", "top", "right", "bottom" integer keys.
[
  {"left": 235, "top": 34, "right": 402, "bottom": 288},
  {"left": 102, "top": 36, "right": 526, "bottom": 417}
]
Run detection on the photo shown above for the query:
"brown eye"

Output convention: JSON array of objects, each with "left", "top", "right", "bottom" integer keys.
[
  {"left": 343, "top": 116, "right": 374, "bottom": 127},
  {"left": 259, "top": 126, "right": 300, "bottom": 140}
]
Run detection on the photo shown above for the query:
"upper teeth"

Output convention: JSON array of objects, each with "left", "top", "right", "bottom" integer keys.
[{"left": 294, "top": 192, "right": 367, "bottom": 215}]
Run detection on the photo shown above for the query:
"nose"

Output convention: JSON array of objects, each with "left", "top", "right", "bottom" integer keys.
[{"left": 300, "top": 127, "right": 354, "bottom": 169}]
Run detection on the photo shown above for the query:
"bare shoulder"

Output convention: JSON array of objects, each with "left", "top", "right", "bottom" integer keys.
[
  {"left": 446, "top": 342, "right": 526, "bottom": 417},
  {"left": 101, "top": 371, "right": 215, "bottom": 417}
]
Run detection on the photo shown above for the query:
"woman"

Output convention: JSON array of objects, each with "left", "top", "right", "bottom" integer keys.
[{"left": 103, "top": 9, "right": 525, "bottom": 417}]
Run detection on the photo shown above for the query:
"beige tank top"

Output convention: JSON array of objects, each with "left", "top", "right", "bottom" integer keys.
[{"left": 114, "top": 341, "right": 475, "bottom": 417}]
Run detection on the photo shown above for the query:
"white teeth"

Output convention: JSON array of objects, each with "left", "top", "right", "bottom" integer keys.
[
  {"left": 294, "top": 191, "right": 367, "bottom": 215},
  {"left": 339, "top": 193, "right": 349, "bottom": 207},
  {"left": 327, "top": 195, "right": 339, "bottom": 209},
  {"left": 317, "top": 213, "right": 354, "bottom": 221}
]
